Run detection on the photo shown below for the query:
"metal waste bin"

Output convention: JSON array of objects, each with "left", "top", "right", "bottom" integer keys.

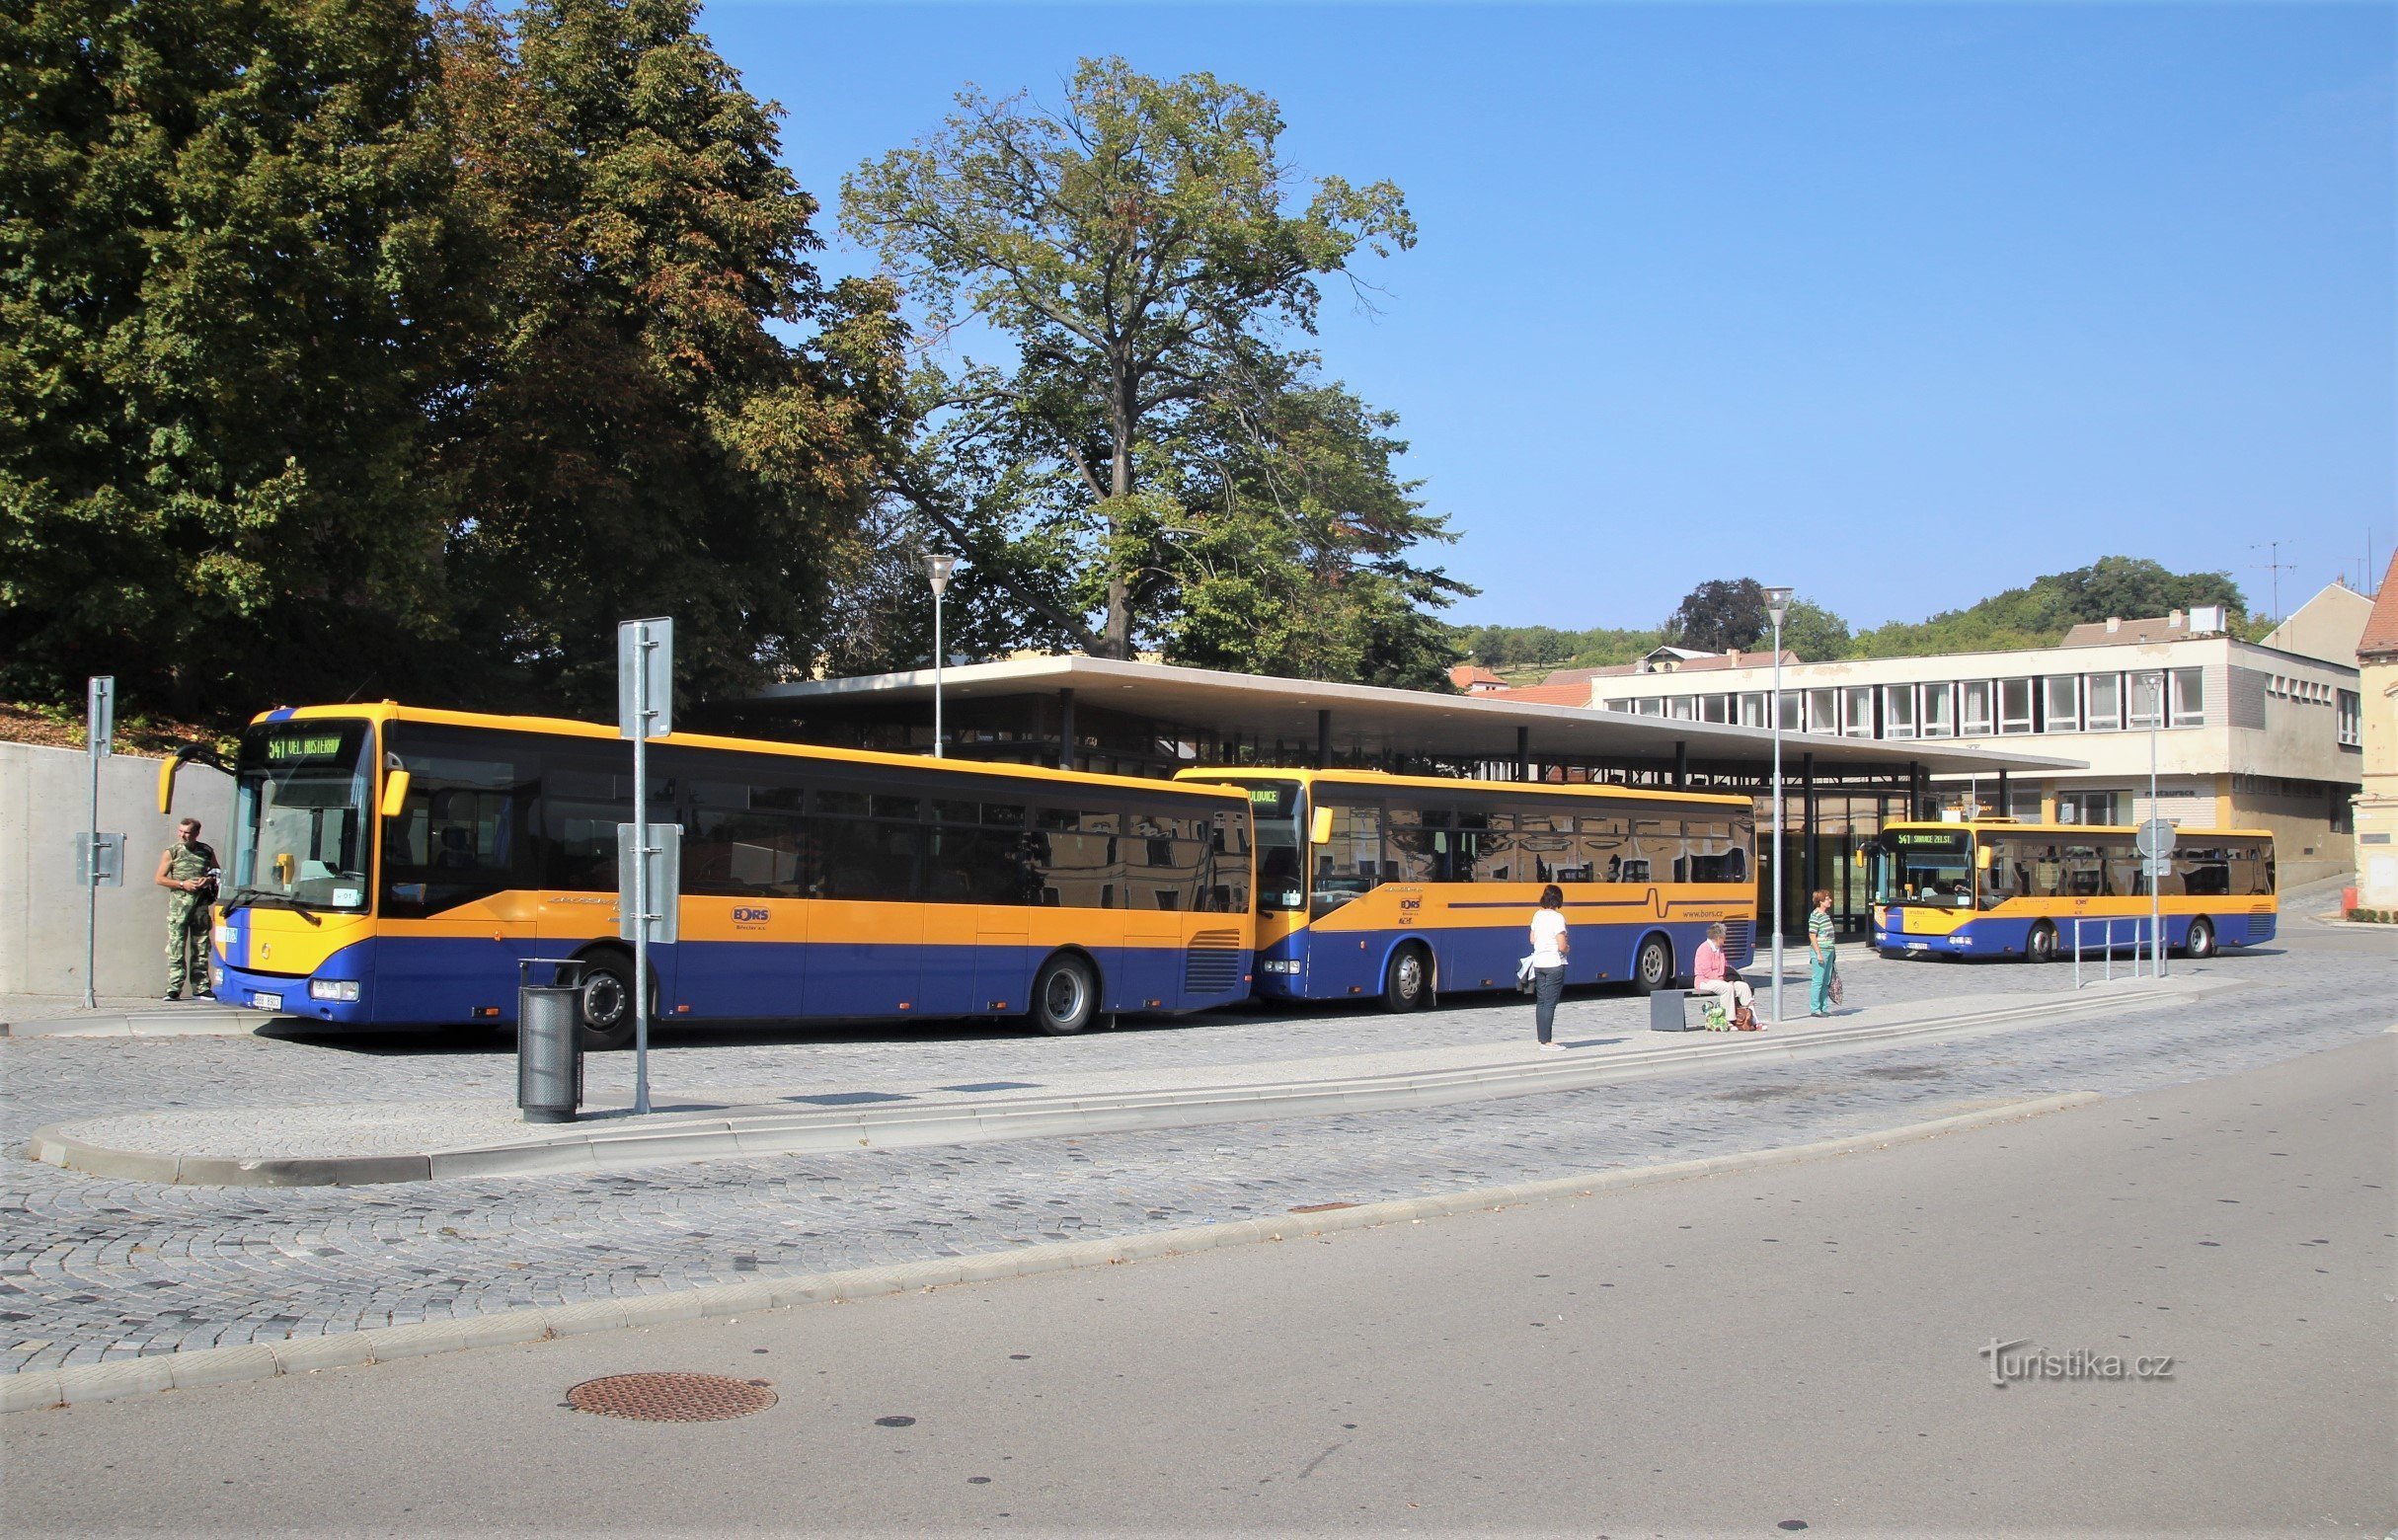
[{"left": 517, "top": 959, "right": 585, "bottom": 1123}]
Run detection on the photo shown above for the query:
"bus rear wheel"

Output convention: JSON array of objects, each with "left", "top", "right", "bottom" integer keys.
[
  {"left": 2183, "top": 916, "right": 2216, "bottom": 959},
  {"left": 575, "top": 952, "right": 638, "bottom": 1050},
  {"left": 2025, "top": 922, "right": 2058, "bottom": 965},
  {"left": 1382, "top": 944, "right": 1431, "bottom": 1013},
  {"left": 1632, "top": 934, "right": 1673, "bottom": 995},
  {"left": 1029, "top": 954, "right": 1099, "bottom": 1036}
]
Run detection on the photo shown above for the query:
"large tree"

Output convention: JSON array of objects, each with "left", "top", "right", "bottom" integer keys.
[
  {"left": 843, "top": 57, "right": 1457, "bottom": 673},
  {"left": 0, "top": 0, "right": 475, "bottom": 714},
  {"left": 428, "top": 0, "right": 906, "bottom": 714},
  {"left": 1663, "top": 578, "right": 1769, "bottom": 654}
]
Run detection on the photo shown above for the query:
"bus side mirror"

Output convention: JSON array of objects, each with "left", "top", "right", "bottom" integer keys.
[
  {"left": 1309, "top": 808, "right": 1334, "bottom": 846},
  {"left": 274, "top": 852, "right": 296, "bottom": 886},
  {"left": 1851, "top": 850, "right": 1863, "bottom": 869},
  {"left": 380, "top": 768, "right": 412, "bottom": 818},
  {"left": 1977, "top": 845, "right": 1993, "bottom": 870},
  {"left": 156, "top": 756, "right": 176, "bottom": 815}
]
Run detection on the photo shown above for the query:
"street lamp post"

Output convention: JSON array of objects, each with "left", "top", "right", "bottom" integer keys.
[
  {"left": 2143, "top": 668, "right": 2164, "bottom": 978},
  {"left": 925, "top": 551, "right": 957, "bottom": 757},
  {"left": 1764, "top": 585, "right": 1794, "bottom": 1025}
]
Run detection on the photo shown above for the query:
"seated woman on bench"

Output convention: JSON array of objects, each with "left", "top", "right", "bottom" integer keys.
[{"left": 1692, "top": 922, "right": 1757, "bottom": 1030}]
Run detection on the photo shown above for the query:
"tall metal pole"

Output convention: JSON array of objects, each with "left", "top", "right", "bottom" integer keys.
[
  {"left": 933, "top": 584, "right": 945, "bottom": 758},
  {"left": 2149, "top": 670, "right": 2164, "bottom": 980},
  {"left": 84, "top": 675, "right": 112, "bottom": 1011},
  {"left": 632, "top": 636, "right": 653, "bottom": 1116},
  {"left": 1766, "top": 595, "right": 1790, "bottom": 1025}
]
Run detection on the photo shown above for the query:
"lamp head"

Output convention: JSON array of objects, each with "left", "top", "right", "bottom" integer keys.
[
  {"left": 924, "top": 550, "right": 958, "bottom": 596},
  {"left": 1763, "top": 585, "right": 1793, "bottom": 628}
]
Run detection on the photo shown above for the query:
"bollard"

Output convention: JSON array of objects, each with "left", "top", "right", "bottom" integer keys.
[{"left": 517, "top": 959, "right": 585, "bottom": 1124}]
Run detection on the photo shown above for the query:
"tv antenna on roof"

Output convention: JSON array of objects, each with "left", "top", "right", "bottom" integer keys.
[{"left": 2249, "top": 540, "right": 2295, "bottom": 622}]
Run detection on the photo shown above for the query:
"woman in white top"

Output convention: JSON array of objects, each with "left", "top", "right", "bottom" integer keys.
[{"left": 1529, "top": 884, "right": 1570, "bottom": 1051}]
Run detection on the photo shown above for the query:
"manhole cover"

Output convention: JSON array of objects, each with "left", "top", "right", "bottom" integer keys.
[{"left": 565, "top": 1372, "right": 777, "bottom": 1422}]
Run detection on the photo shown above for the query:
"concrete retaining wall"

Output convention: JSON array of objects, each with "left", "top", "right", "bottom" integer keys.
[{"left": 0, "top": 742, "right": 234, "bottom": 997}]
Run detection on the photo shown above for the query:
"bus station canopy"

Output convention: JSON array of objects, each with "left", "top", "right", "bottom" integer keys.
[{"left": 742, "top": 655, "right": 2081, "bottom": 789}]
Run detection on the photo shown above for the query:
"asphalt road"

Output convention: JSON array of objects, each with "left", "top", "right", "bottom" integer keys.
[{"left": 6, "top": 1030, "right": 2388, "bottom": 1536}]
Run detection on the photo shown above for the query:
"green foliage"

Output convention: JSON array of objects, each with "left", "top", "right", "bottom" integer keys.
[
  {"left": 1852, "top": 557, "right": 2251, "bottom": 657},
  {"left": 1778, "top": 598, "right": 1852, "bottom": 662},
  {"left": 0, "top": 0, "right": 476, "bottom": 715},
  {"left": 1663, "top": 578, "right": 1769, "bottom": 654},
  {"left": 1455, "top": 624, "right": 1663, "bottom": 674},
  {"left": 430, "top": 0, "right": 906, "bottom": 716},
  {"left": 843, "top": 57, "right": 1459, "bottom": 678}
]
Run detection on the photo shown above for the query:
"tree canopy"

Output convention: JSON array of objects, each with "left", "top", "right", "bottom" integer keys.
[{"left": 842, "top": 57, "right": 1466, "bottom": 685}]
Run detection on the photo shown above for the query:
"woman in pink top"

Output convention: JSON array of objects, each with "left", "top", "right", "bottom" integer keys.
[{"left": 1692, "top": 922, "right": 1756, "bottom": 1030}]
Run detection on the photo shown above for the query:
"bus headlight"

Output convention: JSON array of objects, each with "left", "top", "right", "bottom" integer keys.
[
  {"left": 309, "top": 979, "right": 360, "bottom": 1002},
  {"left": 1261, "top": 960, "right": 1300, "bottom": 974}
]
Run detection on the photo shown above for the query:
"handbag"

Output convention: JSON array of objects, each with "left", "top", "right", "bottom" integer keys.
[
  {"left": 1515, "top": 954, "right": 1537, "bottom": 995},
  {"left": 1828, "top": 972, "right": 1844, "bottom": 1006}
]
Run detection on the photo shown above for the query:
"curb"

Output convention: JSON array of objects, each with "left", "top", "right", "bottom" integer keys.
[
  {"left": 0, "top": 1089, "right": 2103, "bottom": 1414},
  {"left": 4, "top": 1010, "right": 285, "bottom": 1040},
  {"left": 23, "top": 977, "right": 2205, "bottom": 1188}
]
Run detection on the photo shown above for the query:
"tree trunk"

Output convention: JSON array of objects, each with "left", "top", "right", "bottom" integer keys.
[{"left": 1102, "top": 374, "right": 1135, "bottom": 659}]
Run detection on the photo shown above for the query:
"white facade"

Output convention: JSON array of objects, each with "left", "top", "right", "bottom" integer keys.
[{"left": 1589, "top": 631, "right": 2363, "bottom": 887}]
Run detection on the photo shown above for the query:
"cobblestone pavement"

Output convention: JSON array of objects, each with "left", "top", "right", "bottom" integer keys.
[{"left": 2, "top": 929, "right": 2388, "bottom": 1374}]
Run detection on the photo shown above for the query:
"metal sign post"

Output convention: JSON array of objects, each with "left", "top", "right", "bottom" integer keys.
[
  {"left": 2135, "top": 815, "right": 2176, "bottom": 981},
  {"left": 617, "top": 619, "right": 673, "bottom": 1116},
  {"left": 84, "top": 676, "right": 113, "bottom": 1009}
]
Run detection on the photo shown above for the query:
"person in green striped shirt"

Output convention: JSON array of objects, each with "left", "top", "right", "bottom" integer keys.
[{"left": 1807, "top": 888, "right": 1839, "bottom": 1017}]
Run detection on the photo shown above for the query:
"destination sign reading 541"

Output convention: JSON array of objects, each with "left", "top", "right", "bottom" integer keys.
[{"left": 265, "top": 732, "right": 345, "bottom": 761}]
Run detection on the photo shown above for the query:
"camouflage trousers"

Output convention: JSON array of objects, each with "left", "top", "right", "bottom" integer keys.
[{"left": 166, "top": 893, "right": 209, "bottom": 993}]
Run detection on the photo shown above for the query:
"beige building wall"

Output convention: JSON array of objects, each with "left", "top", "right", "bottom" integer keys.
[
  {"left": 2262, "top": 582, "right": 2372, "bottom": 667},
  {"left": 2355, "top": 653, "right": 2398, "bottom": 909},
  {"left": 0, "top": 742, "right": 235, "bottom": 997}
]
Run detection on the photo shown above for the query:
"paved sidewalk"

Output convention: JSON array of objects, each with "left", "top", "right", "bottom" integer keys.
[
  {"left": 1, "top": 993, "right": 271, "bottom": 1038},
  {"left": 26, "top": 973, "right": 2212, "bottom": 1187}
]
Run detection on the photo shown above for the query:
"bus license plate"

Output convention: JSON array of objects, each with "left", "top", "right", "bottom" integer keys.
[
  {"left": 1904, "top": 943, "right": 1929, "bottom": 953},
  {"left": 253, "top": 991, "right": 282, "bottom": 1011}
]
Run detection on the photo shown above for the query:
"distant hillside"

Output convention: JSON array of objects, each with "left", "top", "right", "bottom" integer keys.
[
  {"left": 1455, "top": 558, "right": 2263, "bottom": 669},
  {"left": 1848, "top": 558, "right": 2259, "bottom": 657}
]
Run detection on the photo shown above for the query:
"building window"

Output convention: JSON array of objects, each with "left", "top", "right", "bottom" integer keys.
[
  {"left": 1737, "top": 692, "right": 1767, "bottom": 728},
  {"left": 1882, "top": 685, "right": 1916, "bottom": 739},
  {"left": 2085, "top": 672, "right": 2122, "bottom": 732},
  {"left": 1801, "top": 688, "right": 1833, "bottom": 733},
  {"left": 2008, "top": 789, "right": 2044, "bottom": 822},
  {"left": 1997, "top": 677, "right": 2034, "bottom": 734},
  {"left": 2167, "top": 666, "right": 2205, "bottom": 728},
  {"left": 2128, "top": 672, "right": 2164, "bottom": 730},
  {"left": 2055, "top": 791, "right": 2118, "bottom": 825},
  {"left": 1699, "top": 694, "right": 1730, "bottom": 724},
  {"left": 1667, "top": 695, "right": 1695, "bottom": 721},
  {"left": 1636, "top": 698, "right": 1663, "bottom": 717},
  {"left": 1837, "top": 686, "right": 1874, "bottom": 737},
  {"left": 1920, "top": 682, "right": 1954, "bottom": 738},
  {"left": 1778, "top": 690, "right": 1801, "bottom": 732},
  {"left": 1961, "top": 680, "right": 1994, "bottom": 736},
  {"left": 2041, "top": 675, "right": 2079, "bottom": 732},
  {"left": 1601, "top": 698, "right": 1629, "bottom": 713},
  {"left": 2339, "top": 690, "right": 2362, "bottom": 747}
]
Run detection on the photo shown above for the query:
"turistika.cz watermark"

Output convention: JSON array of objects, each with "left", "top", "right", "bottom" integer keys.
[{"left": 1979, "top": 1338, "right": 2175, "bottom": 1387}]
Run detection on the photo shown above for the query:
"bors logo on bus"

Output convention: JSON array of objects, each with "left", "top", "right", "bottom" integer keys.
[{"left": 732, "top": 907, "right": 770, "bottom": 926}]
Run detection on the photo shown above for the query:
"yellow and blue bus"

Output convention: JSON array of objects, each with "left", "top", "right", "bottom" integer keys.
[
  {"left": 1865, "top": 820, "right": 2277, "bottom": 962},
  {"left": 1174, "top": 767, "right": 1758, "bottom": 1007},
  {"left": 193, "top": 704, "right": 1254, "bottom": 1045}
]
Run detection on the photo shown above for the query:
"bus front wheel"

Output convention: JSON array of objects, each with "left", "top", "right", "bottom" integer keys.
[
  {"left": 575, "top": 953, "right": 639, "bottom": 1050},
  {"left": 1632, "top": 934, "right": 1673, "bottom": 995},
  {"left": 1030, "top": 954, "right": 1099, "bottom": 1036},
  {"left": 1382, "top": 944, "right": 1431, "bottom": 1013},
  {"left": 2025, "top": 923, "right": 2058, "bottom": 965}
]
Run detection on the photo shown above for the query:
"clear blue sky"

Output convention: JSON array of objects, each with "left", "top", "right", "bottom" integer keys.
[{"left": 703, "top": 1, "right": 2395, "bottom": 631}]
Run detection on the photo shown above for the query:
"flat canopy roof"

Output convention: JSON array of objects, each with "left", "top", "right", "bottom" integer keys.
[{"left": 750, "top": 656, "right": 2081, "bottom": 779}]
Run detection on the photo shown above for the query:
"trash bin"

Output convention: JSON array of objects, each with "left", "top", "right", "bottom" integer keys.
[{"left": 517, "top": 959, "right": 584, "bottom": 1123}]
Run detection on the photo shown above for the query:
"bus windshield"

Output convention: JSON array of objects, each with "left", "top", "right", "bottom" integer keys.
[
  {"left": 1875, "top": 829, "right": 1975, "bottom": 909},
  {"left": 1246, "top": 780, "right": 1306, "bottom": 911},
  {"left": 229, "top": 720, "right": 374, "bottom": 913}
]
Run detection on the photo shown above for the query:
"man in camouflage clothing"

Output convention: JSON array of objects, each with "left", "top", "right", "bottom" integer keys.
[{"left": 154, "top": 817, "right": 218, "bottom": 1001}]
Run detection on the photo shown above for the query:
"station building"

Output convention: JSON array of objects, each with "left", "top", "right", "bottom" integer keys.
[
  {"left": 721, "top": 654, "right": 2072, "bottom": 938},
  {"left": 1570, "top": 596, "right": 2367, "bottom": 890}
]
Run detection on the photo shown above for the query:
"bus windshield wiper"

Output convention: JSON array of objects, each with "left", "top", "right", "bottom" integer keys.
[{"left": 220, "top": 886, "right": 321, "bottom": 923}]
